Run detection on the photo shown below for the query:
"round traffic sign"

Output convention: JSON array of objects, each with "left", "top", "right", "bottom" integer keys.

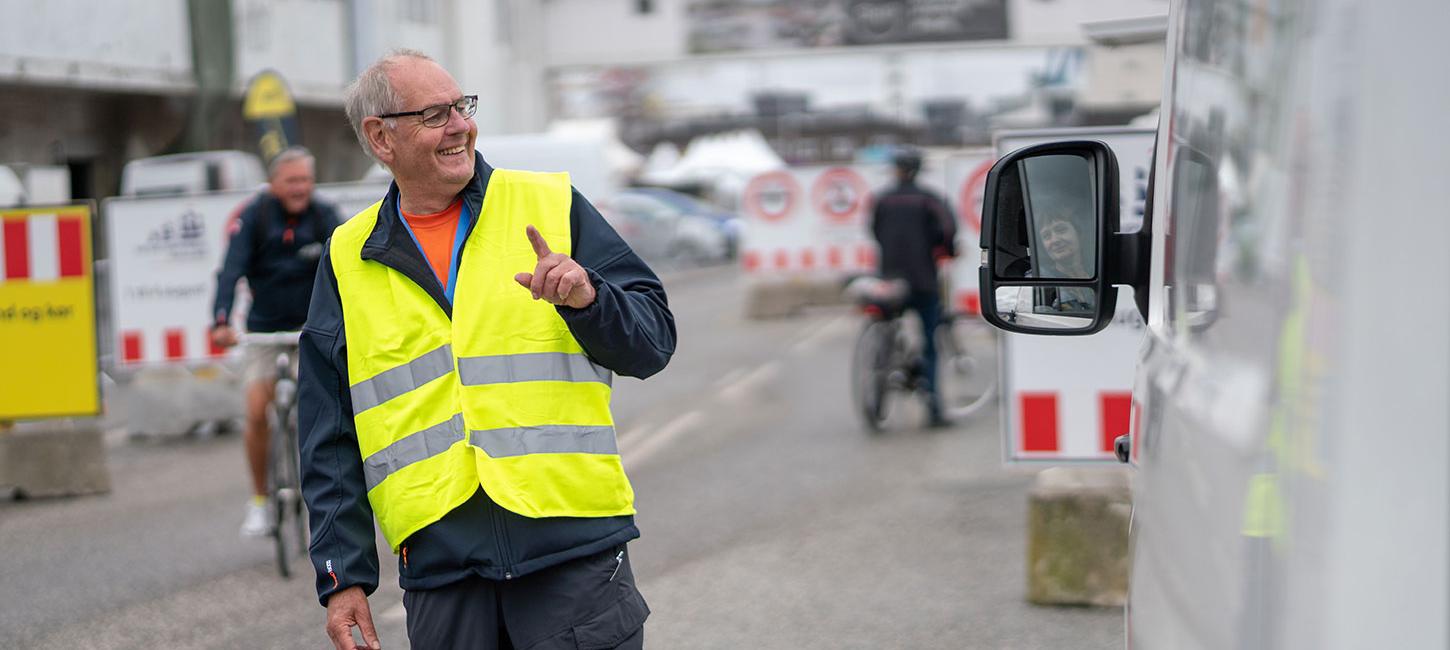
[
  {"left": 811, "top": 167, "right": 869, "bottom": 225},
  {"left": 957, "top": 159, "right": 993, "bottom": 234},
  {"left": 744, "top": 171, "right": 799, "bottom": 222}
]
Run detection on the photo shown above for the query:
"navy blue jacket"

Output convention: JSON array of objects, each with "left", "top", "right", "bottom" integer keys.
[
  {"left": 213, "top": 192, "right": 341, "bottom": 332},
  {"left": 298, "top": 158, "right": 675, "bottom": 605},
  {"left": 870, "top": 181, "right": 957, "bottom": 295}
]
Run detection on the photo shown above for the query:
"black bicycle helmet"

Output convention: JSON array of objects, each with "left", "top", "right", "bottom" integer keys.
[{"left": 892, "top": 146, "right": 923, "bottom": 174}]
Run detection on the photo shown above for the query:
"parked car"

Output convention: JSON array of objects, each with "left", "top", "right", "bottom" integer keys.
[
  {"left": 597, "top": 189, "right": 732, "bottom": 266},
  {"left": 624, "top": 187, "right": 741, "bottom": 258}
]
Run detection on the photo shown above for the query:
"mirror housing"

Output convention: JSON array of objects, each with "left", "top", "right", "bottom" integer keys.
[{"left": 978, "top": 140, "right": 1135, "bottom": 336}]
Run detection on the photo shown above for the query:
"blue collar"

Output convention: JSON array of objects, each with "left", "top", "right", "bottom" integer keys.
[{"left": 395, "top": 200, "right": 471, "bottom": 305}]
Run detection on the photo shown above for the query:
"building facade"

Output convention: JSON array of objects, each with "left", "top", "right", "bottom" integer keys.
[{"left": 0, "top": 0, "right": 1168, "bottom": 197}]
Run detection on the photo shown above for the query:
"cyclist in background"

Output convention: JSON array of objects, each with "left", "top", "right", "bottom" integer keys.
[
  {"left": 870, "top": 147, "right": 957, "bottom": 427},
  {"left": 210, "top": 146, "right": 341, "bottom": 537}
]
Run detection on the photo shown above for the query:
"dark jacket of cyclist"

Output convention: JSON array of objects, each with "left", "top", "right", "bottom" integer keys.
[
  {"left": 869, "top": 148, "right": 957, "bottom": 426},
  {"left": 870, "top": 154, "right": 957, "bottom": 296},
  {"left": 212, "top": 190, "right": 342, "bottom": 333}
]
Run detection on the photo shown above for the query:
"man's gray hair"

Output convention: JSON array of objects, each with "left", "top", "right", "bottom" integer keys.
[
  {"left": 268, "top": 146, "right": 315, "bottom": 178},
  {"left": 343, "top": 48, "right": 436, "bottom": 161}
]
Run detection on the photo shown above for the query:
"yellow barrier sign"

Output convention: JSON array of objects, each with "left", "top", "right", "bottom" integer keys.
[{"left": 0, "top": 204, "right": 100, "bottom": 419}]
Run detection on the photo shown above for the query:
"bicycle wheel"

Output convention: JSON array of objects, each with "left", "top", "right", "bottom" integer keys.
[
  {"left": 266, "top": 405, "right": 292, "bottom": 578},
  {"left": 852, "top": 320, "right": 894, "bottom": 432},
  {"left": 269, "top": 399, "right": 309, "bottom": 578},
  {"left": 935, "top": 315, "right": 998, "bottom": 420},
  {"left": 279, "top": 403, "right": 309, "bottom": 569}
]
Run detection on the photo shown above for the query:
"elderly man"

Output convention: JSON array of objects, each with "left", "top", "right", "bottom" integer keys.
[
  {"left": 211, "top": 146, "right": 340, "bottom": 537},
  {"left": 299, "top": 49, "right": 673, "bottom": 650}
]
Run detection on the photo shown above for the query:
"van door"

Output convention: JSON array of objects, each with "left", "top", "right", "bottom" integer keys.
[{"left": 1128, "top": 0, "right": 1303, "bottom": 646}]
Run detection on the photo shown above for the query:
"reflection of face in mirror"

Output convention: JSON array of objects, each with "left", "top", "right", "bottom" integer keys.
[
  {"left": 1036, "top": 215, "right": 1089, "bottom": 279},
  {"left": 994, "top": 285, "right": 1096, "bottom": 330},
  {"left": 991, "top": 152, "right": 1096, "bottom": 280}
]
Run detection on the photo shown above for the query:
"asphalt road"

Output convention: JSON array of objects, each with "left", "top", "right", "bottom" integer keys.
[{"left": 0, "top": 265, "right": 1121, "bottom": 649}]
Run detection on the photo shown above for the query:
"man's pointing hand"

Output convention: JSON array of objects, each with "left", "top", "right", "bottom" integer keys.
[{"left": 514, "top": 225, "right": 597, "bottom": 309}]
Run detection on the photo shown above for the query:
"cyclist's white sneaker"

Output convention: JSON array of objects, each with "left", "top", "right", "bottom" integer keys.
[{"left": 240, "top": 500, "right": 273, "bottom": 537}]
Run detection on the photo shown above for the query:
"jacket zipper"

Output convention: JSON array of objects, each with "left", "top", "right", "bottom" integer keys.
[{"left": 491, "top": 500, "right": 514, "bottom": 580}]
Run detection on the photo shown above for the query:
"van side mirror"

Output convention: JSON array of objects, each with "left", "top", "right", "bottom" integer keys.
[{"left": 978, "top": 140, "right": 1121, "bottom": 335}]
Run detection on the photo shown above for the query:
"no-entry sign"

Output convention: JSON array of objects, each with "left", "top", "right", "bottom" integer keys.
[
  {"left": 744, "top": 171, "right": 799, "bottom": 222},
  {"left": 812, "top": 167, "right": 869, "bottom": 224}
]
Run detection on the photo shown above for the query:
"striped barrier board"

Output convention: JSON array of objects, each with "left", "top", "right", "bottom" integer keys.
[
  {"left": 994, "top": 128, "right": 1155, "bottom": 464},
  {"left": 0, "top": 204, "right": 101, "bottom": 419},
  {"left": 740, "top": 151, "right": 993, "bottom": 317},
  {"left": 101, "top": 181, "right": 387, "bottom": 368}
]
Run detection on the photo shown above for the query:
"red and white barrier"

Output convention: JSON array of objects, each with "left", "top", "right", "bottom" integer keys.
[
  {"left": 102, "top": 181, "right": 387, "bottom": 368},
  {"left": 1, "top": 213, "right": 87, "bottom": 282},
  {"left": 994, "top": 128, "right": 1155, "bottom": 464},
  {"left": 118, "top": 325, "right": 230, "bottom": 364},
  {"left": 999, "top": 286, "right": 1145, "bottom": 463},
  {"left": 739, "top": 152, "right": 994, "bottom": 316}
]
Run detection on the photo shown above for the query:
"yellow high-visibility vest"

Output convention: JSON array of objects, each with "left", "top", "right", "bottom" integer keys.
[{"left": 329, "top": 170, "right": 634, "bottom": 551}]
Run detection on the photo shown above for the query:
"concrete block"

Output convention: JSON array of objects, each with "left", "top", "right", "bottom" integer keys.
[
  {"left": 0, "top": 420, "right": 111, "bottom": 499},
  {"left": 744, "top": 276, "right": 848, "bottom": 319},
  {"left": 1026, "top": 467, "right": 1131, "bottom": 607},
  {"left": 107, "top": 364, "right": 243, "bottom": 437}
]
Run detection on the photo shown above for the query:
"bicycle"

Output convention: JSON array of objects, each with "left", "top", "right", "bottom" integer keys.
[
  {"left": 848, "top": 278, "right": 996, "bottom": 432},
  {"left": 240, "top": 331, "right": 308, "bottom": 578}
]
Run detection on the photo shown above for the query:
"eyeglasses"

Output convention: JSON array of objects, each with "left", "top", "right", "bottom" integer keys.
[{"left": 377, "top": 95, "right": 478, "bottom": 128}]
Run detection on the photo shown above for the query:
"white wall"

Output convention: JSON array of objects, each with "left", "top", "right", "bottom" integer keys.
[
  {"left": 542, "top": 0, "right": 687, "bottom": 67},
  {"left": 448, "top": 0, "right": 549, "bottom": 135},
  {"left": 1010, "top": 0, "right": 1171, "bottom": 44},
  {"left": 554, "top": 47, "right": 1056, "bottom": 120},
  {"left": 0, "top": 0, "right": 193, "bottom": 92},
  {"left": 234, "top": 0, "right": 350, "bottom": 104},
  {"left": 1077, "top": 42, "right": 1164, "bottom": 110}
]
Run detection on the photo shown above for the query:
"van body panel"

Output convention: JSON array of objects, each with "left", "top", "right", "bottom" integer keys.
[
  {"left": 1125, "top": 0, "right": 1450, "bottom": 647},
  {"left": 120, "top": 150, "right": 265, "bottom": 197}
]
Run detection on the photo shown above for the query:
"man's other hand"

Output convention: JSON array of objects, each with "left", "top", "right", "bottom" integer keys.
[
  {"left": 325, "top": 586, "right": 382, "bottom": 650},
  {"left": 513, "top": 225, "right": 597, "bottom": 309},
  {"left": 210, "top": 325, "right": 239, "bottom": 349}
]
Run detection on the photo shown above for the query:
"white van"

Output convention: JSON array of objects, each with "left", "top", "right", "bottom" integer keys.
[
  {"left": 976, "top": 0, "right": 1448, "bottom": 647},
  {"left": 119, "top": 150, "right": 265, "bottom": 197}
]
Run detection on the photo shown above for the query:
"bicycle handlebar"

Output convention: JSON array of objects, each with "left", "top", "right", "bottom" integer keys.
[{"left": 238, "top": 331, "right": 303, "bottom": 346}]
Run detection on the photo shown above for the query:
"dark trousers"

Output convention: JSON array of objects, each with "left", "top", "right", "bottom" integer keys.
[
  {"left": 403, "top": 545, "right": 649, "bottom": 650},
  {"left": 906, "top": 290, "right": 943, "bottom": 415}
]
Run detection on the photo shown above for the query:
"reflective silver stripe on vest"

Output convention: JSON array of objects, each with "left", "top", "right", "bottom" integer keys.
[
  {"left": 457, "top": 352, "right": 612, "bottom": 387},
  {"left": 362, "top": 413, "right": 466, "bottom": 490},
  {"left": 470, "top": 425, "right": 618, "bottom": 458},
  {"left": 351, "top": 344, "right": 455, "bottom": 414}
]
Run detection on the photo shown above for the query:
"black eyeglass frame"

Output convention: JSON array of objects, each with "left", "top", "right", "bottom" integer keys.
[{"left": 376, "top": 95, "right": 479, "bottom": 127}]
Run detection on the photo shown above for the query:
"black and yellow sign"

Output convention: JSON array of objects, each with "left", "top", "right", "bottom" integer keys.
[
  {"left": 243, "top": 70, "right": 301, "bottom": 164},
  {"left": 0, "top": 204, "right": 100, "bottom": 419}
]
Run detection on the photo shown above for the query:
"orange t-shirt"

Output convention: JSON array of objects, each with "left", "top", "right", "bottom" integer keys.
[{"left": 401, "top": 199, "right": 464, "bottom": 286}]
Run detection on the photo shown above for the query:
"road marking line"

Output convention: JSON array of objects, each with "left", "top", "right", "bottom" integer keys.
[
  {"left": 713, "top": 367, "right": 748, "bottom": 389},
  {"left": 719, "top": 360, "right": 782, "bottom": 402},
  {"left": 616, "top": 421, "right": 654, "bottom": 444},
  {"left": 623, "top": 410, "right": 706, "bottom": 468},
  {"left": 789, "top": 315, "right": 851, "bottom": 355}
]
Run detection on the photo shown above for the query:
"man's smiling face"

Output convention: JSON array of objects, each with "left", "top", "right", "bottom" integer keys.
[{"left": 379, "top": 57, "right": 477, "bottom": 199}]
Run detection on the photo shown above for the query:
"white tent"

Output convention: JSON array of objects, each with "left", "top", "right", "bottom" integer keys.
[
  {"left": 640, "top": 141, "right": 682, "bottom": 182},
  {"left": 639, "top": 129, "right": 786, "bottom": 191}
]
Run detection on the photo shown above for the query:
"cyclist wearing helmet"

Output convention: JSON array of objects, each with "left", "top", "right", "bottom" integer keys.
[{"left": 870, "top": 147, "right": 957, "bottom": 427}]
